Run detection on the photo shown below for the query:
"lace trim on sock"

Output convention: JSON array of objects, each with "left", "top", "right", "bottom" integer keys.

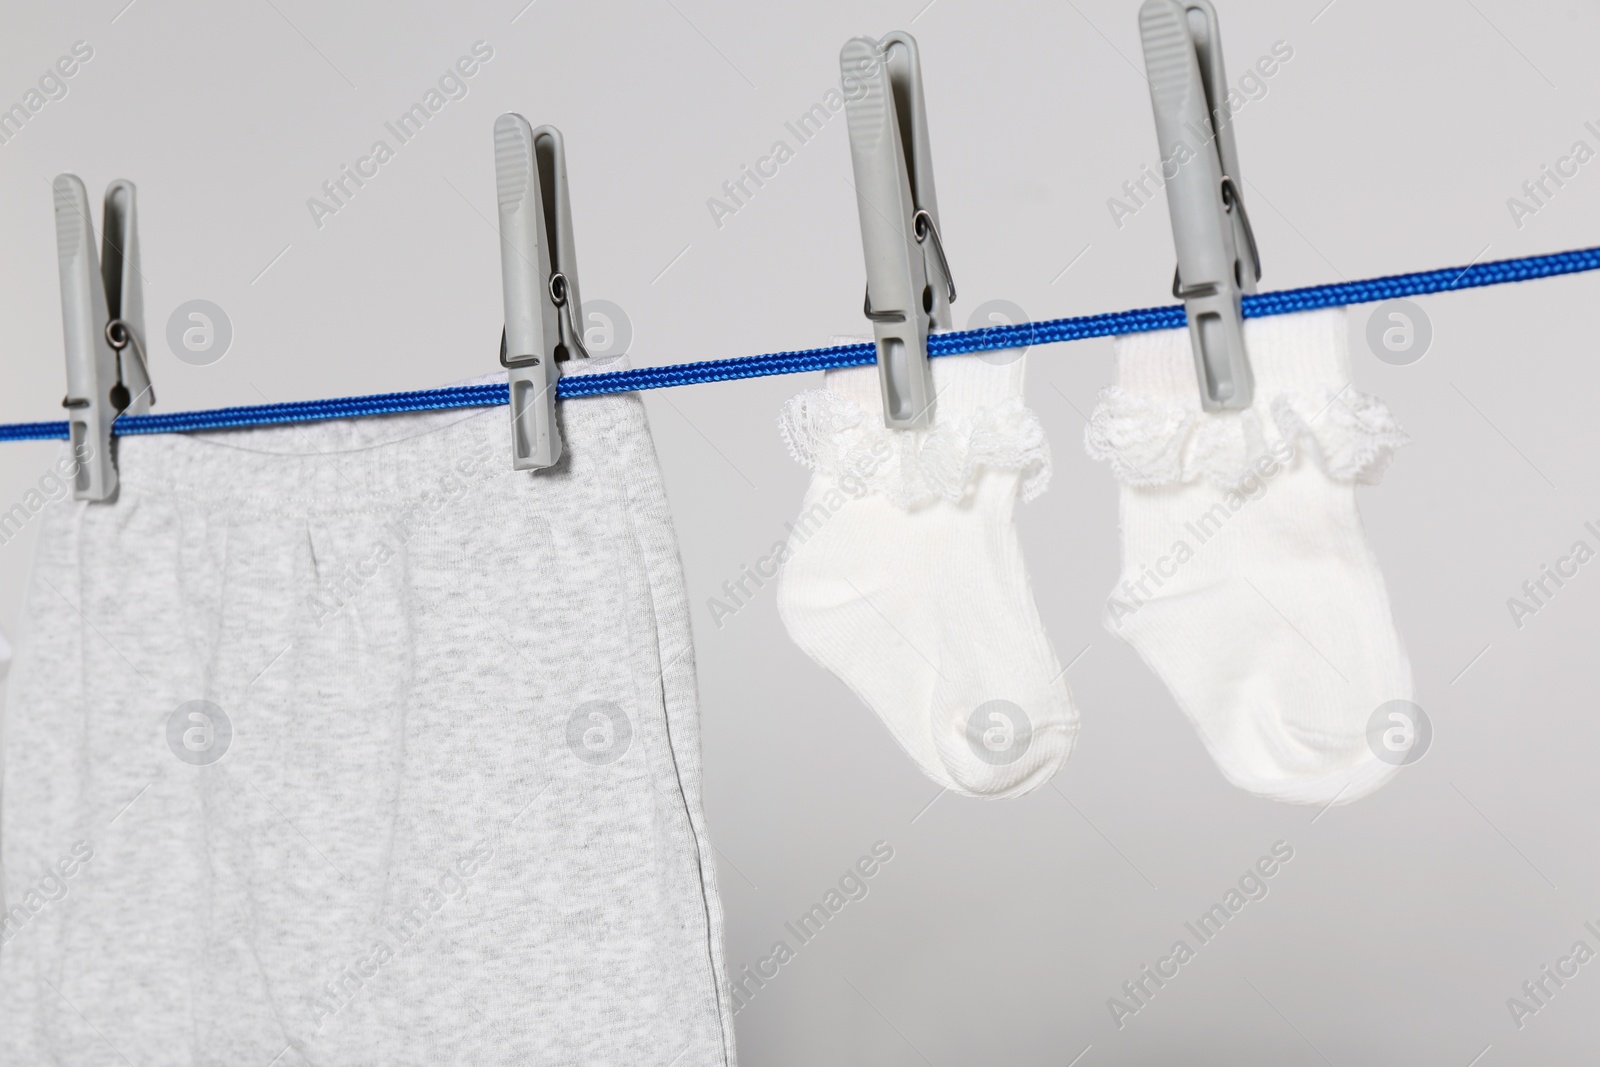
[
  {"left": 779, "top": 388, "right": 1052, "bottom": 508},
  {"left": 1083, "top": 386, "right": 1409, "bottom": 488}
]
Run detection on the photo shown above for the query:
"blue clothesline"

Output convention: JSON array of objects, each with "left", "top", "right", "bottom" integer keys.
[{"left": 2, "top": 243, "right": 1597, "bottom": 443}]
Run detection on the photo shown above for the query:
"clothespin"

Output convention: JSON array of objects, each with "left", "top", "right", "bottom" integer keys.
[
  {"left": 494, "top": 115, "right": 590, "bottom": 471},
  {"left": 841, "top": 30, "right": 956, "bottom": 430},
  {"left": 1139, "top": 0, "right": 1261, "bottom": 411},
  {"left": 53, "top": 175, "right": 153, "bottom": 503}
]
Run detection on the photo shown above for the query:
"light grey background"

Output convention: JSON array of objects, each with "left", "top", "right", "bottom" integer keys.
[{"left": 2, "top": 0, "right": 1599, "bottom": 1063}]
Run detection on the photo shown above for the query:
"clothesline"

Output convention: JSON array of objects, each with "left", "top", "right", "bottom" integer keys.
[{"left": 2, "top": 242, "right": 1597, "bottom": 444}]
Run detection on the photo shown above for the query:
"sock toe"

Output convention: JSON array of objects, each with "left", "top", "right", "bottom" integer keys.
[{"left": 929, "top": 681, "right": 1076, "bottom": 799}]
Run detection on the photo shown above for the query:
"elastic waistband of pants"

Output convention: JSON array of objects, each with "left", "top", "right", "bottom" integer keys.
[{"left": 108, "top": 374, "right": 642, "bottom": 514}]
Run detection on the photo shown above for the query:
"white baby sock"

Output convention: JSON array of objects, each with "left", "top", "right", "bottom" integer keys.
[
  {"left": 1085, "top": 307, "right": 1412, "bottom": 805},
  {"left": 776, "top": 352, "right": 1076, "bottom": 799}
]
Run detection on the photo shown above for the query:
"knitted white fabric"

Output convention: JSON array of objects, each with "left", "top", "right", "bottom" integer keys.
[
  {"left": 777, "top": 353, "right": 1076, "bottom": 799},
  {"left": 1085, "top": 308, "right": 1412, "bottom": 805}
]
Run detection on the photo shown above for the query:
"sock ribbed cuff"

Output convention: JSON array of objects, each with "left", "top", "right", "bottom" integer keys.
[
  {"left": 780, "top": 353, "right": 1051, "bottom": 509},
  {"left": 1115, "top": 307, "right": 1352, "bottom": 400},
  {"left": 826, "top": 349, "right": 1029, "bottom": 417},
  {"left": 1086, "top": 309, "right": 1409, "bottom": 489}
]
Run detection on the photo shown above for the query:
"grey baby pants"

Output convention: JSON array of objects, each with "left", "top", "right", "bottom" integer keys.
[{"left": 0, "top": 378, "right": 735, "bottom": 1066}]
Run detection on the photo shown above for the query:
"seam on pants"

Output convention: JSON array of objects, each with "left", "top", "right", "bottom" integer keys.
[{"left": 610, "top": 404, "right": 734, "bottom": 1067}]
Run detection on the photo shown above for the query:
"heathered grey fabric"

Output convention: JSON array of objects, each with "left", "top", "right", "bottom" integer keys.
[{"left": 0, "top": 370, "right": 736, "bottom": 1067}]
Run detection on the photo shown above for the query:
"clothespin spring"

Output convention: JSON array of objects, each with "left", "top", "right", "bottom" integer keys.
[
  {"left": 1173, "top": 176, "right": 1260, "bottom": 299},
  {"left": 499, "top": 273, "right": 592, "bottom": 369},
  {"left": 864, "top": 209, "right": 957, "bottom": 323},
  {"left": 63, "top": 317, "right": 150, "bottom": 417},
  {"left": 103, "top": 318, "right": 154, "bottom": 413},
  {"left": 546, "top": 273, "right": 592, "bottom": 362},
  {"left": 913, "top": 210, "right": 957, "bottom": 305}
]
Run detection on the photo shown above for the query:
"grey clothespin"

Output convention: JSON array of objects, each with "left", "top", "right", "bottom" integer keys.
[
  {"left": 1139, "top": 0, "right": 1261, "bottom": 411},
  {"left": 841, "top": 30, "right": 956, "bottom": 430},
  {"left": 494, "top": 115, "right": 590, "bottom": 471},
  {"left": 54, "top": 175, "right": 153, "bottom": 503}
]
